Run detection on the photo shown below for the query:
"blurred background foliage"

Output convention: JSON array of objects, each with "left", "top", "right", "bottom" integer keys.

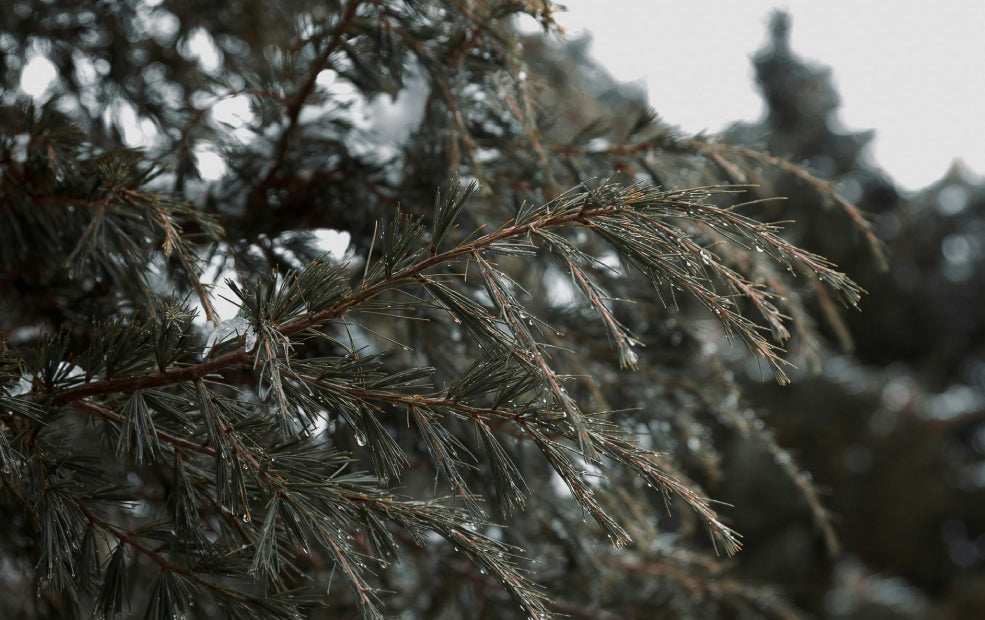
[
  {"left": 541, "top": 12, "right": 985, "bottom": 617},
  {"left": 725, "top": 16, "right": 985, "bottom": 620}
]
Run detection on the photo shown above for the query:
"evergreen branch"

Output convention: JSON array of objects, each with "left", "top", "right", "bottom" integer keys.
[
  {"left": 809, "top": 275, "right": 855, "bottom": 353},
  {"left": 333, "top": 488, "right": 554, "bottom": 619},
  {"left": 473, "top": 252, "right": 596, "bottom": 458},
  {"left": 496, "top": 63, "right": 558, "bottom": 191},
  {"left": 520, "top": 418, "right": 631, "bottom": 547},
  {"left": 51, "top": 349, "right": 251, "bottom": 405},
  {"left": 128, "top": 185, "right": 219, "bottom": 322},
  {"left": 553, "top": 134, "right": 885, "bottom": 269},
  {"left": 52, "top": 182, "right": 860, "bottom": 409},
  {"left": 72, "top": 380, "right": 547, "bottom": 618},
  {"left": 633, "top": 360, "right": 841, "bottom": 557},
  {"left": 23, "top": 179, "right": 858, "bottom": 616},
  {"left": 606, "top": 557, "right": 805, "bottom": 620},
  {"left": 298, "top": 371, "right": 525, "bottom": 423},
  {"left": 73, "top": 399, "right": 210, "bottom": 457},
  {"left": 46, "top": 195, "right": 640, "bottom": 406},
  {"left": 409, "top": 403, "right": 483, "bottom": 517},
  {"left": 588, "top": 428, "right": 742, "bottom": 556},
  {"left": 389, "top": 25, "right": 480, "bottom": 172},
  {"left": 77, "top": 398, "right": 209, "bottom": 457},
  {"left": 261, "top": 446, "right": 553, "bottom": 617},
  {"left": 77, "top": 501, "right": 299, "bottom": 619},
  {"left": 256, "top": 0, "right": 367, "bottom": 192},
  {"left": 565, "top": 256, "right": 643, "bottom": 368},
  {"left": 608, "top": 210, "right": 793, "bottom": 380},
  {"left": 445, "top": 557, "right": 630, "bottom": 620},
  {"left": 553, "top": 321, "right": 840, "bottom": 559},
  {"left": 297, "top": 370, "right": 738, "bottom": 563},
  {"left": 681, "top": 138, "right": 888, "bottom": 270}
]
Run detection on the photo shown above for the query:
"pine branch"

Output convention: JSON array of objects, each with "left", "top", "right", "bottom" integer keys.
[
  {"left": 607, "top": 556, "right": 806, "bottom": 620},
  {"left": 77, "top": 502, "right": 301, "bottom": 620},
  {"left": 552, "top": 130, "right": 886, "bottom": 269},
  {"left": 32, "top": 180, "right": 857, "bottom": 561},
  {"left": 681, "top": 138, "right": 888, "bottom": 270},
  {"left": 8, "top": 158, "right": 866, "bottom": 619},
  {"left": 255, "top": 0, "right": 368, "bottom": 192},
  {"left": 51, "top": 182, "right": 836, "bottom": 405}
]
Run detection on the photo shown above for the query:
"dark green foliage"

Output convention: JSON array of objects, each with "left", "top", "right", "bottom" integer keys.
[{"left": 0, "top": 2, "right": 890, "bottom": 619}]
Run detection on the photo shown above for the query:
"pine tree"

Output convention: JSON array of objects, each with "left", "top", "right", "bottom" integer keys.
[{"left": 1, "top": 3, "right": 882, "bottom": 619}]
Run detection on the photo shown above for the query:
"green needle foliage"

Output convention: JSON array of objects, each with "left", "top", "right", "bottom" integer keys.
[{"left": 1, "top": 2, "right": 878, "bottom": 619}]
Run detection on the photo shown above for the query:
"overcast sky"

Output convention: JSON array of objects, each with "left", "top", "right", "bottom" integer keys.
[{"left": 554, "top": 1, "right": 985, "bottom": 191}]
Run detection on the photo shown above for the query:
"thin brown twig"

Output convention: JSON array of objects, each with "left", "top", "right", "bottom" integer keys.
[
  {"left": 76, "top": 501, "right": 271, "bottom": 613},
  {"left": 257, "top": 0, "right": 366, "bottom": 192}
]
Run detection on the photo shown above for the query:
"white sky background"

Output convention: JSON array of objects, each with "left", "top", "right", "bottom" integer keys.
[{"left": 554, "top": 1, "right": 985, "bottom": 191}]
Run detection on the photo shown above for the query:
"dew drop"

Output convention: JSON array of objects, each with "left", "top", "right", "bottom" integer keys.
[
  {"left": 355, "top": 433, "right": 367, "bottom": 446},
  {"left": 755, "top": 245, "right": 764, "bottom": 253},
  {"left": 623, "top": 348, "right": 639, "bottom": 366}
]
